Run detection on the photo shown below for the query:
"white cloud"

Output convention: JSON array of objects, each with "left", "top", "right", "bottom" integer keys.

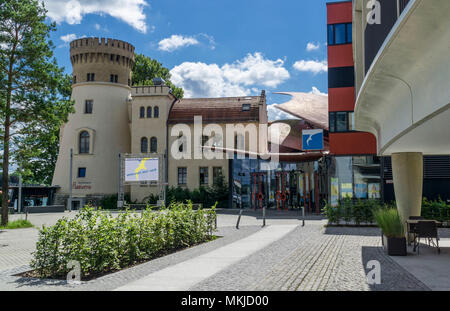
[
  {"left": 158, "top": 35, "right": 199, "bottom": 52},
  {"left": 170, "top": 52, "right": 290, "bottom": 98},
  {"left": 43, "top": 0, "right": 148, "bottom": 33},
  {"left": 60, "top": 33, "right": 78, "bottom": 43},
  {"left": 309, "top": 86, "right": 327, "bottom": 96},
  {"left": 267, "top": 104, "right": 299, "bottom": 121},
  {"left": 306, "top": 42, "right": 320, "bottom": 52},
  {"left": 293, "top": 60, "right": 328, "bottom": 74}
]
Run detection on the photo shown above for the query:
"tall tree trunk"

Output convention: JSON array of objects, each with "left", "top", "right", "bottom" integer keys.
[
  {"left": 1, "top": 58, "right": 13, "bottom": 226},
  {"left": 1, "top": 119, "right": 9, "bottom": 226}
]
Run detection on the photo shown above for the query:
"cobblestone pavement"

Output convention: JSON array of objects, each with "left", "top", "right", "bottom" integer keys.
[
  {"left": 0, "top": 211, "right": 435, "bottom": 291},
  {"left": 193, "top": 222, "right": 430, "bottom": 291}
]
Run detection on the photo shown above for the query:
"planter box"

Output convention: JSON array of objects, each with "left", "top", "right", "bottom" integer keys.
[{"left": 382, "top": 235, "right": 407, "bottom": 256}]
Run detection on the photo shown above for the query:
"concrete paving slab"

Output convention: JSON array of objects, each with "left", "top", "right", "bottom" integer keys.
[{"left": 115, "top": 224, "right": 297, "bottom": 291}]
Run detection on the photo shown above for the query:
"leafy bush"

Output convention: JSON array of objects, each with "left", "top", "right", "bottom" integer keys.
[
  {"left": 322, "top": 202, "right": 339, "bottom": 225},
  {"left": 30, "top": 202, "right": 217, "bottom": 279},
  {"left": 97, "top": 194, "right": 133, "bottom": 210},
  {"left": 342, "top": 198, "right": 353, "bottom": 224},
  {"left": 373, "top": 208, "right": 404, "bottom": 238}
]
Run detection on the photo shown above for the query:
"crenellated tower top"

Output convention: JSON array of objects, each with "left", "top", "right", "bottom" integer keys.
[{"left": 70, "top": 37, "right": 135, "bottom": 86}]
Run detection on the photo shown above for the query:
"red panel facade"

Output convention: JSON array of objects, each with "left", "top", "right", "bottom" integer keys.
[
  {"left": 326, "top": 2, "right": 352, "bottom": 24},
  {"left": 329, "top": 132, "right": 377, "bottom": 155},
  {"left": 327, "top": 1, "right": 377, "bottom": 156},
  {"left": 327, "top": 44, "right": 354, "bottom": 68},
  {"left": 328, "top": 87, "right": 355, "bottom": 112}
]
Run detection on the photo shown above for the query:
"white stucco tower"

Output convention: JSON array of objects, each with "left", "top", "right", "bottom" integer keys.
[{"left": 52, "top": 38, "right": 135, "bottom": 206}]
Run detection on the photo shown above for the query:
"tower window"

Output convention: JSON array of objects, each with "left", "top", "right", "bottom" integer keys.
[
  {"left": 79, "top": 131, "right": 90, "bottom": 154},
  {"left": 73, "top": 76, "right": 76, "bottom": 84},
  {"left": 87, "top": 73, "right": 95, "bottom": 81},
  {"left": 110, "top": 74, "right": 118, "bottom": 83},
  {"left": 141, "top": 137, "right": 148, "bottom": 153},
  {"left": 85, "top": 100, "right": 93, "bottom": 114},
  {"left": 154, "top": 106, "right": 159, "bottom": 118},
  {"left": 147, "top": 106, "right": 152, "bottom": 118},
  {"left": 110, "top": 54, "right": 114, "bottom": 61},
  {"left": 78, "top": 167, "right": 86, "bottom": 178},
  {"left": 139, "top": 107, "right": 145, "bottom": 118},
  {"left": 150, "top": 137, "right": 157, "bottom": 153}
]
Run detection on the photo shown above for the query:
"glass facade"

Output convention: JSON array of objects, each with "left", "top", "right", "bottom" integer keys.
[
  {"left": 328, "top": 156, "right": 381, "bottom": 206},
  {"left": 231, "top": 156, "right": 325, "bottom": 211}
]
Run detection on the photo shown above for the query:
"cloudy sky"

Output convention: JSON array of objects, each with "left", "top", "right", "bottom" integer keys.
[{"left": 47, "top": 0, "right": 331, "bottom": 121}]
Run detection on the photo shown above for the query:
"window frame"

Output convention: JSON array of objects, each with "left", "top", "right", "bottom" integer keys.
[
  {"left": 147, "top": 106, "right": 152, "bottom": 118},
  {"left": 139, "top": 106, "right": 145, "bottom": 118},
  {"left": 150, "top": 137, "right": 157, "bottom": 153},
  {"left": 79, "top": 131, "right": 90, "bottom": 154},
  {"left": 199, "top": 167, "right": 209, "bottom": 186},
  {"left": 327, "top": 23, "right": 352, "bottom": 46},
  {"left": 141, "top": 137, "right": 148, "bottom": 153},
  {"left": 154, "top": 106, "right": 159, "bottom": 118},
  {"left": 84, "top": 100, "right": 93, "bottom": 114},
  {"left": 329, "top": 111, "right": 357, "bottom": 133},
  {"left": 178, "top": 167, "right": 187, "bottom": 186},
  {"left": 78, "top": 167, "right": 86, "bottom": 178}
]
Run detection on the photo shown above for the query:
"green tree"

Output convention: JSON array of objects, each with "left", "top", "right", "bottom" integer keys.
[
  {"left": 0, "top": 0, "right": 74, "bottom": 225},
  {"left": 132, "top": 53, "right": 184, "bottom": 99}
]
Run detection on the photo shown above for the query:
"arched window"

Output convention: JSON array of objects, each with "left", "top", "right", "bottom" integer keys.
[
  {"left": 147, "top": 106, "right": 152, "bottom": 118},
  {"left": 79, "top": 131, "right": 90, "bottom": 154},
  {"left": 140, "top": 107, "right": 145, "bottom": 118},
  {"left": 154, "top": 106, "right": 159, "bottom": 118},
  {"left": 150, "top": 137, "right": 157, "bottom": 153},
  {"left": 141, "top": 137, "right": 148, "bottom": 153}
]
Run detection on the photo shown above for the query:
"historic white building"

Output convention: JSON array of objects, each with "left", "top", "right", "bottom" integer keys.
[{"left": 51, "top": 37, "right": 267, "bottom": 208}]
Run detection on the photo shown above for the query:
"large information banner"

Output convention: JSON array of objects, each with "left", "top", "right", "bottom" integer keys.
[{"left": 124, "top": 157, "right": 159, "bottom": 183}]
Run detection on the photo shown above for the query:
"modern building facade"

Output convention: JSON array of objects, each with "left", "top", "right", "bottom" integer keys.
[
  {"left": 351, "top": 0, "right": 450, "bottom": 221},
  {"left": 326, "top": 1, "right": 450, "bottom": 209},
  {"left": 326, "top": 1, "right": 381, "bottom": 206}
]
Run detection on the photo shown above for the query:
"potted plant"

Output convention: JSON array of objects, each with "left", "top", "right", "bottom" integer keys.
[{"left": 373, "top": 208, "right": 407, "bottom": 256}]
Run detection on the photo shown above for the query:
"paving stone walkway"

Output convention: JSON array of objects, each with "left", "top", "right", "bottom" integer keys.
[{"left": 0, "top": 211, "right": 433, "bottom": 291}]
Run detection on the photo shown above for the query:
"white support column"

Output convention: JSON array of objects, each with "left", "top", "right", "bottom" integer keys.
[{"left": 392, "top": 152, "right": 423, "bottom": 225}]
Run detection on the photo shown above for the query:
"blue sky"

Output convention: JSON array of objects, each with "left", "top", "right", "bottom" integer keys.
[{"left": 46, "top": 0, "right": 331, "bottom": 120}]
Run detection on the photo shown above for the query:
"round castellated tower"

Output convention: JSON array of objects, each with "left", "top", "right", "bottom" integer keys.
[{"left": 52, "top": 38, "right": 135, "bottom": 205}]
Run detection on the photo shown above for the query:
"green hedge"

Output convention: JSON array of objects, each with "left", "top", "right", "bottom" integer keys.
[
  {"left": 322, "top": 198, "right": 384, "bottom": 226},
  {"left": 30, "top": 202, "right": 217, "bottom": 279},
  {"left": 323, "top": 197, "right": 450, "bottom": 226}
]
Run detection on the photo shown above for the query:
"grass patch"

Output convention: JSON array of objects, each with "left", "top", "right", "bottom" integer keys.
[{"left": 0, "top": 219, "right": 33, "bottom": 229}]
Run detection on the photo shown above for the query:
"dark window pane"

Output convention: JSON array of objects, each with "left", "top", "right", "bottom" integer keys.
[
  {"left": 141, "top": 137, "right": 148, "bottom": 153},
  {"left": 328, "top": 66, "right": 355, "bottom": 88},
  {"left": 336, "top": 112, "right": 348, "bottom": 132},
  {"left": 329, "top": 112, "right": 336, "bottom": 133},
  {"left": 335, "top": 24, "right": 346, "bottom": 44},
  {"left": 85, "top": 100, "right": 93, "bottom": 114},
  {"left": 346, "top": 23, "right": 353, "bottom": 43},
  {"left": 150, "top": 137, "right": 157, "bottom": 153},
  {"left": 78, "top": 168, "right": 86, "bottom": 178},
  {"left": 140, "top": 107, "right": 145, "bottom": 118},
  {"left": 328, "top": 24, "right": 334, "bottom": 45},
  {"left": 154, "top": 106, "right": 159, "bottom": 118},
  {"left": 79, "top": 131, "right": 90, "bottom": 154},
  {"left": 147, "top": 107, "right": 152, "bottom": 118},
  {"left": 178, "top": 167, "right": 187, "bottom": 185},
  {"left": 200, "top": 167, "right": 208, "bottom": 185}
]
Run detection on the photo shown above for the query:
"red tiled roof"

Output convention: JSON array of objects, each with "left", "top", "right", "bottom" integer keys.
[{"left": 168, "top": 96, "right": 263, "bottom": 124}]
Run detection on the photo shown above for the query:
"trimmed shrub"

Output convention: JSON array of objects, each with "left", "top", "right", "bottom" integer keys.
[{"left": 30, "top": 202, "right": 217, "bottom": 279}]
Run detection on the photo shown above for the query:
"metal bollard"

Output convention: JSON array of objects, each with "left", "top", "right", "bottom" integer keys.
[
  {"left": 236, "top": 208, "right": 243, "bottom": 229},
  {"left": 262, "top": 205, "right": 266, "bottom": 227}
]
